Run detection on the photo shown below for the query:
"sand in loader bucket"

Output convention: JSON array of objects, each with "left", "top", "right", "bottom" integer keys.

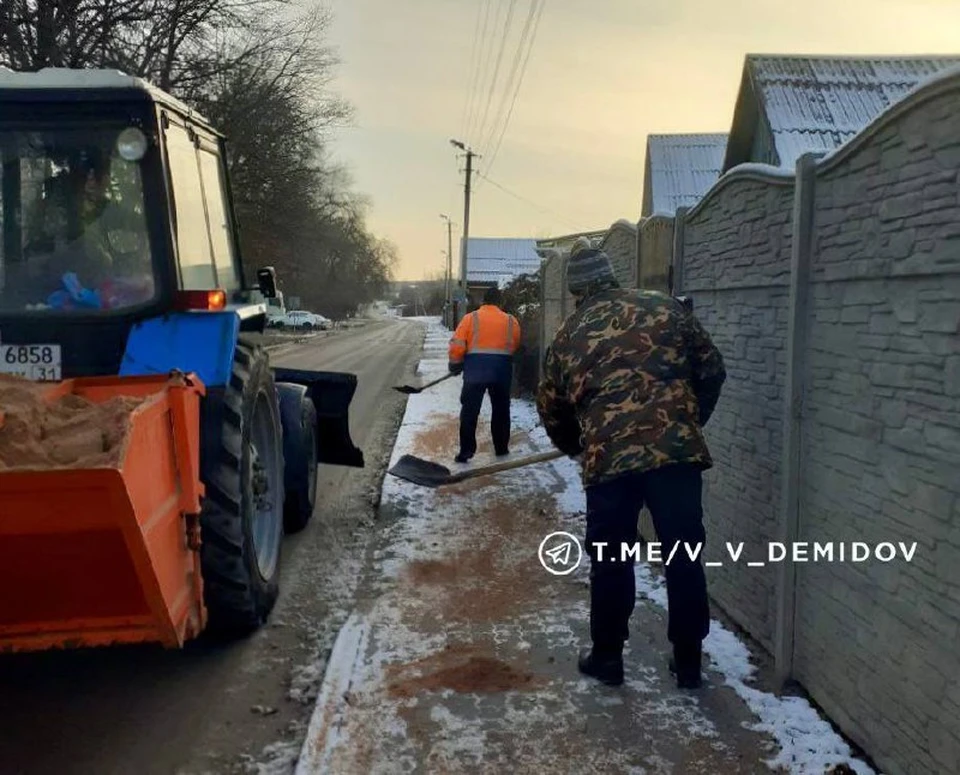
[{"left": 0, "top": 376, "right": 145, "bottom": 470}]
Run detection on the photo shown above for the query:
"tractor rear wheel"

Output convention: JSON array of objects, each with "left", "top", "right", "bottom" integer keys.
[{"left": 200, "top": 341, "right": 285, "bottom": 634}]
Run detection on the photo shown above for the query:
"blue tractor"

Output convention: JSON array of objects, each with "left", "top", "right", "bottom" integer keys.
[{"left": 0, "top": 69, "right": 363, "bottom": 648}]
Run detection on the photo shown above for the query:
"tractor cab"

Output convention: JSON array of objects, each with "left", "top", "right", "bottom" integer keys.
[{"left": 0, "top": 68, "right": 255, "bottom": 378}]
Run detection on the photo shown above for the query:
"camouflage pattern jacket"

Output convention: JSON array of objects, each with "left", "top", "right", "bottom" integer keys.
[{"left": 536, "top": 288, "right": 726, "bottom": 487}]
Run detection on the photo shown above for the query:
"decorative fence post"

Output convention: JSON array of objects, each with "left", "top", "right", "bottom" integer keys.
[{"left": 774, "top": 152, "right": 818, "bottom": 686}]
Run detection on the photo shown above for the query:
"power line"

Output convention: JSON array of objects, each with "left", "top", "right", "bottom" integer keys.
[
  {"left": 483, "top": 0, "right": 546, "bottom": 178},
  {"left": 473, "top": 0, "right": 519, "bottom": 150},
  {"left": 460, "top": 0, "right": 490, "bottom": 141},
  {"left": 475, "top": 170, "right": 580, "bottom": 231},
  {"left": 479, "top": 0, "right": 538, "bottom": 157},
  {"left": 458, "top": 0, "right": 486, "bottom": 140},
  {"left": 467, "top": 0, "right": 501, "bottom": 145}
]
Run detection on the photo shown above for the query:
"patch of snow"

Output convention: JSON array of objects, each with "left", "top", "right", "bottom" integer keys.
[
  {"left": 634, "top": 563, "right": 877, "bottom": 775},
  {"left": 426, "top": 705, "right": 490, "bottom": 765},
  {"left": 246, "top": 739, "right": 302, "bottom": 775},
  {"left": 293, "top": 614, "right": 370, "bottom": 775},
  {"left": 289, "top": 659, "right": 327, "bottom": 705}
]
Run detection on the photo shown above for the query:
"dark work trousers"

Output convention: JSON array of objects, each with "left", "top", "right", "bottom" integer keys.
[
  {"left": 459, "top": 381, "right": 511, "bottom": 457},
  {"left": 584, "top": 463, "right": 710, "bottom": 654}
]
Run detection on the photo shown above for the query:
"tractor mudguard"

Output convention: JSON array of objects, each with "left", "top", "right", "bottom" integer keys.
[{"left": 271, "top": 367, "right": 364, "bottom": 468}]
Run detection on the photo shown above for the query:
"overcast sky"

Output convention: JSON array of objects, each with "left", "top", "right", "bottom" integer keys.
[{"left": 324, "top": 0, "right": 960, "bottom": 280}]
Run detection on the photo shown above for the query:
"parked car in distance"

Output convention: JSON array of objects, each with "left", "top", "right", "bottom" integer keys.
[{"left": 280, "top": 310, "right": 331, "bottom": 330}]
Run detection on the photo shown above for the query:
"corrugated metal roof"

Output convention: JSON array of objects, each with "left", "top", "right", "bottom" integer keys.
[
  {"left": 536, "top": 229, "right": 607, "bottom": 248},
  {"left": 466, "top": 238, "right": 542, "bottom": 286},
  {"left": 749, "top": 55, "right": 960, "bottom": 167},
  {"left": 646, "top": 134, "right": 728, "bottom": 214}
]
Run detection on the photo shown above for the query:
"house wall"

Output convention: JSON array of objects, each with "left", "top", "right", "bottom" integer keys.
[
  {"left": 748, "top": 115, "right": 779, "bottom": 167},
  {"left": 641, "top": 152, "right": 653, "bottom": 218}
]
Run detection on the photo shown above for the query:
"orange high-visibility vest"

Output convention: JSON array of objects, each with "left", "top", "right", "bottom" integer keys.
[{"left": 449, "top": 305, "right": 521, "bottom": 363}]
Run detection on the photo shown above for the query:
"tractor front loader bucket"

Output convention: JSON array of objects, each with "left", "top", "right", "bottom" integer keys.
[
  {"left": 273, "top": 367, "right": 364, "bottom": 468},
  {"left": 0, "top": 374, "right": 207, "bottom": 654}
]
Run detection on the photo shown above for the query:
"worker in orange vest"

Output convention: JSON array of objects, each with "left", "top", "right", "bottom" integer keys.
[{"left": 448, "top": 287, "right": 521, "bottom": 463}]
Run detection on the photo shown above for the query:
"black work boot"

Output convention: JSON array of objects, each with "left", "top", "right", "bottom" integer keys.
[
  {"left": 669, "top": 641, "right": 703, "bottom": 689},
  {"left": 578, "top": 647, "right": 624, "bottom": 687},
  {"left": 454, "top": 452, "right": 472, "bottom": 464}
]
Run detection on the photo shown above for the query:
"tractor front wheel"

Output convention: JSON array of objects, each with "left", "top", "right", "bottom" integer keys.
[
  {"left": 200, "top": 342, "right": 285, "bottom": 634},
  {"left": 277, "top": 384, "right": 319, "bottom": 533}
]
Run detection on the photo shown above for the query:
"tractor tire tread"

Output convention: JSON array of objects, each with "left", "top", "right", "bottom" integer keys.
[
  {"left": 281, "top": 396, "right": 318, "bottom": 534},
  {"left": 199, "top": 342, "right": 282, "bottom": 635}
]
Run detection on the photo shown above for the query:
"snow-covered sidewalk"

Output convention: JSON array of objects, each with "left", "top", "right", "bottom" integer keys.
[{"left": 294, "top": 317, "right": 878, "bottom": 774}]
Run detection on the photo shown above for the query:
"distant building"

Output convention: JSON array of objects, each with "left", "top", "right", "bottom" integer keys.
[
  {"left": 641, "top": 134, "right": 728, "bottom": 218},
  {"left": 535, "top": 229, "right": 607, "bottom": 255},
  {"left": 723, "top": 54, "right": 960, "bottom": 172},
  {"left": 463, "top": 237, "right": 543, "bottom": 305}
]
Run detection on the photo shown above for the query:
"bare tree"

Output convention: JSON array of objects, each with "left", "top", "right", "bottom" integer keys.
[{"left": 0, "top": 0, "right": 396, "bottom": 316}]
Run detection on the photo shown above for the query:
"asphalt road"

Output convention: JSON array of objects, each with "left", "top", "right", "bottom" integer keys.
[{"left": 0, "top": 317, "right": 426, "bottom": 775}]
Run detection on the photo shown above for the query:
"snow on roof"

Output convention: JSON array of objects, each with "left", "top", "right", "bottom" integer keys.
[
  {"left": 724, "top": 54, "right": 960, "bottom": 170},
  {"left": 536, "top": 229, "right": 607, "bottom": 246},
  {"left": 466, "top": 238, "right": 542, "bottom": 286},
  {"left": 645, "top": 133, "right": 728, "bottom": 214},
  {"left": 0, "top": 67, "right": 203, "bottom": 123}
]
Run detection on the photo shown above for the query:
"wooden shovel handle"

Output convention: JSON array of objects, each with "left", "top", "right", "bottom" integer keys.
[
  {"left": 423, "top": 372, "right": 455, "bottom": 389},
  {"left": 451, "top": 449, "right": 567, "bottom": 482}
]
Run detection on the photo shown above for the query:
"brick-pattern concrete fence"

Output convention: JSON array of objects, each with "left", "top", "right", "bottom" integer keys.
[
  {"left": 638, "top": 214, "right": 675, "bottom": 293},
  {"left": 533, "top": 70, "right": 960, "bottom": 775},
  {"left": 600, "top": 219, "right": 639, "bottom": 288},
  {"left": 667, "top": 74, "right": 960, "bottom": 775},
  {"left": 538, "top": 249, "right": 573, "bottom": 369}
]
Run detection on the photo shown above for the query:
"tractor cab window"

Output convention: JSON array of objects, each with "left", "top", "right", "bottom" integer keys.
[
  {"left": 165, "top": 123, "right": 216, "bottom": 290},
  {"left": 164, "top": 121, "right": 239, "bottom": 293},
  {"left": 0, "top": 126, "right": 157, "bottom": 313}
]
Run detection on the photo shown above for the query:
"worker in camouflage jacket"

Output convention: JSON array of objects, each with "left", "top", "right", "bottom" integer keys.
[{"left": 536, "top": 244, "right": 725, "bottom": 689}]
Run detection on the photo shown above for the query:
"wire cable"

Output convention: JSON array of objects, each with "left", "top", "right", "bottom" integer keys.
[
  {"left": 459, "top": 0, "right": 487, "bottom": 140},
  {"left": 479, "top": 0, "right": 538, "bottom": 157},
  {"left": 467, "top": 0, "right": 501, "bottom": 145},
  {"left": 475, "top": 170, "right": 580, "bottom": 231},
  {"left": 473, "top": 0, "right": 519, "bottom": 150},
  {"left": 483, "top": 0, "right": 546, "bottom": 178},
  {"left": 460, "top": 0, "right": 491, "bottom": 142}
]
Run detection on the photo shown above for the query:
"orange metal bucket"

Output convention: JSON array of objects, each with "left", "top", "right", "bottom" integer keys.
[{"left": 0, "top": 373, "right": 207, "bottom": 653}]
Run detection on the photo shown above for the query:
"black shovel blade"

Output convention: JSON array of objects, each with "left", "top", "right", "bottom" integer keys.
[
  {"left": 392, "top": 385, "right": 421, "bottom": 394},
  {"left": 387, "top": 454, "right": 456, "bottom": 488}
]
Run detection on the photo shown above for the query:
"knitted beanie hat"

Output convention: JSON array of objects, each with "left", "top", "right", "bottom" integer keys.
[{"left": 567, "top": 246, "right": 616, "bottom": 295}]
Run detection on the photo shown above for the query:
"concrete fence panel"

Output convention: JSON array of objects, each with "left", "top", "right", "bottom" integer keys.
[
  {"left": 788, "top": 77, "right": 960, "bottom": 775},
  {"left": 675, "top": 168, "right": 795, "bottom": 652},
  {"left": 638, "top": 215, "right": 676, "bottom": 292},
  {"left": 600, "top": 219, "right": 640, "bottom": 288}
]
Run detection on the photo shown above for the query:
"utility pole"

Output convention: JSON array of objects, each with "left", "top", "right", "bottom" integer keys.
[
  {"left": 450, "top": 140, "right": 478, "bottom": 307},
  {"left": 440, "top": 214, "right": 454, "bottom": 309}
]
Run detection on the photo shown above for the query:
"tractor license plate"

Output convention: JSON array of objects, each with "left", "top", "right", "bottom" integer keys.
[{"left": 0, "top": 344, "right": 62, "bottom": 381}]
